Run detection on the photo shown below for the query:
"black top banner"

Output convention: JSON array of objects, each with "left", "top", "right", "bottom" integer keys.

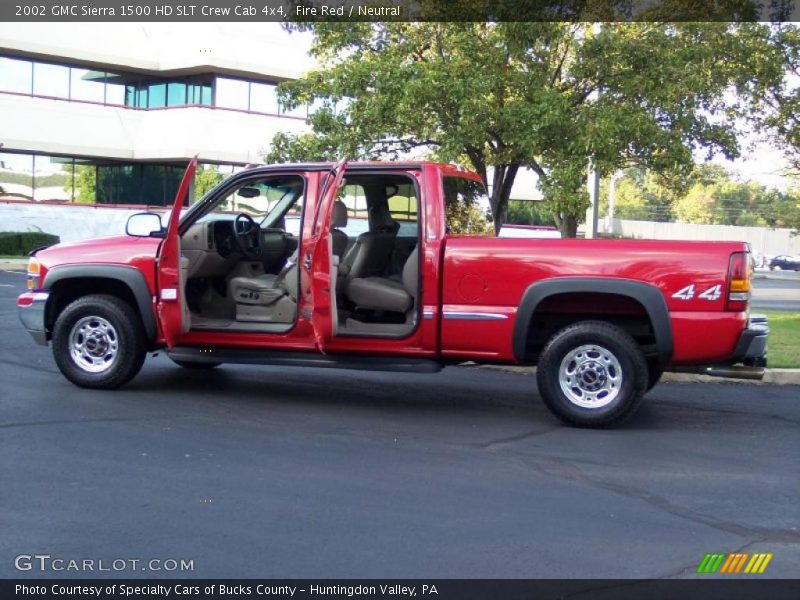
[{"left": 2, "top": 0, "right": 799, "bottom": 22}]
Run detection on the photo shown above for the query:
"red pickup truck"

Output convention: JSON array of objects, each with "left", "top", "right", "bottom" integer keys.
[{"left": 17, "top": 160, "right": 768, "bottom": 427}]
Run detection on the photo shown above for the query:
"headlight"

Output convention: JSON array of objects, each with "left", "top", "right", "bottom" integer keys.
[{"left": 26, "top": 258, "right": 41, "bottom": 290}]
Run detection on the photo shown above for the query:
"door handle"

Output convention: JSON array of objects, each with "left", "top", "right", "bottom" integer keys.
[{"left": 303, "top": 253, "right": 312, "bottom": 269}]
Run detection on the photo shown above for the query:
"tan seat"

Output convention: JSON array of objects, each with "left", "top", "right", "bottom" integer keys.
[
  {"left": 228, "top": 274, "right": 285, "bottom": 306},
  {"left": 339, "top": 206, "right": 399, "bottom": 281},
  {"left": 346, "top": 247, "right": 417, "bottom": 313},
  {"left": 227, "top": 250, "right": 299, "bottom": 322}
]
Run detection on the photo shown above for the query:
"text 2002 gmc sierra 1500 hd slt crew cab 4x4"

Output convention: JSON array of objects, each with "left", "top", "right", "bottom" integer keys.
[{"left": 17, "top": 159, "right": 769, "bottom": 427}]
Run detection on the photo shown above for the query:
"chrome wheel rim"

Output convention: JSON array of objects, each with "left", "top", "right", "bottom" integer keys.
[
  {"left": 68, "top": 316, "right": 119, "bottom": 374},
  {"left": 558, "top": 344, "right": 622, "bottom": 408}
]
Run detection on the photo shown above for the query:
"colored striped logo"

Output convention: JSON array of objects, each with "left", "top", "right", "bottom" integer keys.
[{"left": 697, "top": 552, "right": 773, "bottom": 574}]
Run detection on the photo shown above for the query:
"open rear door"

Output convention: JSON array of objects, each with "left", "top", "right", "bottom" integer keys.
[
  {"left": 308, "top": 158, "right": 348, "bottom": 350},
  {"left": 156, "top": 157, "right": 197, "bottom": 349}
]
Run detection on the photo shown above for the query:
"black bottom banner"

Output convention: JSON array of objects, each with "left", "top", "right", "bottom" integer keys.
[{"left": 4, "top": 579, "right": 800, "bottom": 600}]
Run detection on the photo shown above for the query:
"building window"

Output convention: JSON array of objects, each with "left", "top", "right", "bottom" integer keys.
[
  {"left": 280, "top": 99, "right": 307, "bottom": 119},
  {"left": 0, "top": 152, "right": 242, "bottom": 206},
  {"left": 249, "top": 81, "right": 279, "bottom": 114},
  {"left": 32, "top": 62, "right": 69, "bottom": 99},
  {"left": 0, "top": 56, "right": 32, "bottom": 94},
  {"left": 1, "top": 53, "right": 313, "bottom": 117},
  {"left": 215, "top": 77, "right": 250, "bottom": 111},
  {"left": 187, "top": 79, "right": 212, "bottom": 105},
  {"left": 70, "top": 68, "right": 106, "bottom": 103},
  {"left": 167, "top": 82, "right": 187, "bottom": 106},
  {"left": 0, "top": 152, "right": 34, "bottom": 200},
  {"left": 147, "top": 82, "right": 167, "bottom": 108},
  {"left": 105, "top": 73, "right": 126, "bottom": 105},
  {"left": 33, "top": 155, "right": 70, "bottom": 201}
]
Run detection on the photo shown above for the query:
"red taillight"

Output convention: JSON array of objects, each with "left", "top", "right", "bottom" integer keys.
[{"left": 726, "top": 251, "right": 751, "bottom": 311}]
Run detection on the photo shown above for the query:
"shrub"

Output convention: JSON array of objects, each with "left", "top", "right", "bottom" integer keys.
[{"left": 0, "top": 231, "right": 60, "bottom": 256}]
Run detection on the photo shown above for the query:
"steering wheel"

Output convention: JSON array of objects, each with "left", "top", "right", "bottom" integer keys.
[{"left": 233, "top": 213, "right": 262, "bottom": 260}]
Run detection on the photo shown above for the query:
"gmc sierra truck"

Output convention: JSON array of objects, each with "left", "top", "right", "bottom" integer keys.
[{"left": 17, "top": 159, "right": 768, "bottom": 427}]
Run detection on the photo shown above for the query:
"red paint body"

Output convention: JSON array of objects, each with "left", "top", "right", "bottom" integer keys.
[{"left": 25, "top": 161, "right": 751, "bottom": 367}]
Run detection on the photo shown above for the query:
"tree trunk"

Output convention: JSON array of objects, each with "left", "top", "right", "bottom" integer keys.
[
  {"left": 490, "top": 164, "right": 520, "bottom": 235},
  {"left": 558, "top": 213, "right": 579, "bottom": 238}
]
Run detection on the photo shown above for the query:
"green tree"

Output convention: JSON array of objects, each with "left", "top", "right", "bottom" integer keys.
[
  {"left": 601, "top": 168, "right": 677, "bottom": 221},
  {"left": 674, "top": 183, "right": 716, "bottom": 224},
  {"left": 266, "top": 18, "right": 785, "bottom": 236},
  {"left": 748, "top": 25, "right": 800, "bottom": 177},
  {"left": 506, "top": 200, "right": 554, "bottom": 226},
  {"left": 195, "top": 164, "right": 224, "bottom": 198},
  {"left": 64, "top": 164, "right": 96, "bottom": 204}
]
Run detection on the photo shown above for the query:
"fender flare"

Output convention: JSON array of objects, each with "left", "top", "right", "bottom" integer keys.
[
  {"left": 513, "top": 277, "right": 673, "bottom": 365},
  {"left": 44, "top": 265, "right": 157, "bottom": 341}
]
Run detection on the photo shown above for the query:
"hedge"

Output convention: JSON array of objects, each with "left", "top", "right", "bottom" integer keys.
[{"left": 0, "top": 231, "right": 60, "bottom": 256}]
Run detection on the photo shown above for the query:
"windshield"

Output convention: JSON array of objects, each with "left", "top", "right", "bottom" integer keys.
[{"left": 197, "top": 176, "right": 305, "bottom": 230}]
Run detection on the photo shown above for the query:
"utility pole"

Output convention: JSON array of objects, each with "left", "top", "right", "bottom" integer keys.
[
  {"left": 606, "top": 170, "right": 623, "bottom": 235},
  {"left": 585, "top": 22, "right": 605, "bottom": 240},
  {"left": 586, "top": 161, "right": 600, "bottom": 239}
]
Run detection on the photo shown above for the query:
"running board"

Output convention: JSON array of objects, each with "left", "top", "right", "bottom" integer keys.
[{"left": 167, "top": 347, "right": 443, "bottom": 374}]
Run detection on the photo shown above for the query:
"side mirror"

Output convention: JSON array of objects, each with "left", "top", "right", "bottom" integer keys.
[{"left": 126, "top": 212, "right": 164, "bottom": 237}]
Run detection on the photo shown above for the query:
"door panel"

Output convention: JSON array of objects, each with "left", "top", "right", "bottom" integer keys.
[
  {"left": 309, "top": 159, "right": 348, "bottom": 350},
  {"left": 157, "top": 157, "right": 197, "bottom": 348}
]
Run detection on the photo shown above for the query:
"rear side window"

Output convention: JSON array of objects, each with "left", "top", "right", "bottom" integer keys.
[
  {"left": 443, "top": 177, "right": 494, "bottom": 235},
  {"left": 388, "top": 182, "right": 418, "bottom": 236}
]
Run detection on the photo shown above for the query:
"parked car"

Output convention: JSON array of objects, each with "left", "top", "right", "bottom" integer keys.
[
  {"left": 768, "top": 255, "right": 800, "bottom": 271},
  {"left": 18, "top": 159, "right": 768, "bottom": 428}
]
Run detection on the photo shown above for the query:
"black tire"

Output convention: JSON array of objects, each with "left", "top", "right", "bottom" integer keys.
[
  {"left": 51, "top": 294, "right": 146, "bottom": 389},
  {"left": 536, "top": 320, "right": 648, "bottom": 428},
  {"left": 170, "top": 358, "right": 221, "bottom": 370},
  {"left": 646, "top": 360, "right": 663, "bottom": 392}
]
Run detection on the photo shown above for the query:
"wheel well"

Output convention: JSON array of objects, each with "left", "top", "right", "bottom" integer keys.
[
  {"left": 45, "top": 278, "right": 141, "bottom": 336},
  {"left": 523, "top": 292, "right": 658, "bottom": 363}
]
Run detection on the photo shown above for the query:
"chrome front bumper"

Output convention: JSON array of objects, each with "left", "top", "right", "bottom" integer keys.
[{"left": 17, "top": 291, "right": 49, "bottom": 346}]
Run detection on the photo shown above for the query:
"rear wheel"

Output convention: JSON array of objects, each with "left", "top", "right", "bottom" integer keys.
[
  {"left": 536, "top": 321, "right": 648, "bottom": 427},
  {"left": 52, "top": 294, "right": 146, "bottom": 389}
]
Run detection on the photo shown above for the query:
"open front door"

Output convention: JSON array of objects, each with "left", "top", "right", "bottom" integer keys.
[
  {"left": 156, "top": 157, "right": 197, "bottom": 349},
  {"left": 308, "top": 158, "right": 348, "bottom": 350}
]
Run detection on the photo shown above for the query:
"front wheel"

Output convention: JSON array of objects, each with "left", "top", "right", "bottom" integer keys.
[
  {"left": 52, "top": 294, "right": 146, "bottom": 389},
  {"left": 536, "top": 321, "right": 648, "bottom": 428}
]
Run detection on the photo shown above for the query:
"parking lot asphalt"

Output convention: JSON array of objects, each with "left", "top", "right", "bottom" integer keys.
[{"left": 1, "top": 270, "right": 798, "bottom": 579}]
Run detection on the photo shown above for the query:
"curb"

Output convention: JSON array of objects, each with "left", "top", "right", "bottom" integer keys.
[
  {"left": 474, "top": 364, "right": 800, "bottom": 385},
  {"left": 0, "top": 259, "right": 28, "bottom": 270},
  {"left": 753, "top": 272, "right": 799, "bottom": 282}
]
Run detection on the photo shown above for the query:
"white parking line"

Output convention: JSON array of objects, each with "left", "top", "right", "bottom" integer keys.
[{"left": 1, "top": 270, "right": 26, "bottom": 275}]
